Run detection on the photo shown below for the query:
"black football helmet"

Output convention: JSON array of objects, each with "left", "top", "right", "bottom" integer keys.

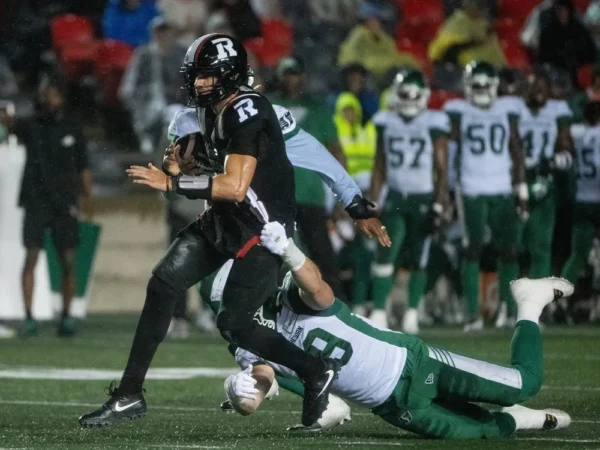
[{"left": 181, "top": 33, "right": 249, "bottom": 107}]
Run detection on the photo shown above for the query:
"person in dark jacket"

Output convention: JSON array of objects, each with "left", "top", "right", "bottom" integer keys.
[{"left": 538, "top": 0, "right": 597, "bottom": 88}]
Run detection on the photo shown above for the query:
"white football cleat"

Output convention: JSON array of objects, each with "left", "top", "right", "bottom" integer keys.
[
  {"left": 0, "top": 324, "right": 16, "bottom": 339},
  {"left": 495, "top": 302, "right": 507, "bottom": 329},
  {"left": 463, "top": 316, "right": 484, "bottom": 332},
  {"left": 352, "top": 304, "right": 368, "bottom": 318},
  {"left": 402, "top": 308, "right": 419, "bottom": 335},
  {"left": 510, "top": 277, "right": 574, "bottom": 323},
  {"left": 288, "top": 394, "right": 351, "bottom": 432},
  {"left": 502, "top": 404, "right": 571, "bottom": 431},
  {"left": 369, "top": 309, "right": 388, "bottom": 329}
]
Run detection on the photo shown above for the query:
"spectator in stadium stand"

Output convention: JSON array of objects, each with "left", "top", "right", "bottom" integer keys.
[
  {"left": 266, "top": 56, "right": 346, "bottom": 300},
  {"left": 119, "top": 17, "right": 187, "bottom": 155},
  {"left": 329, "top": 64, "right": 380, "bottom": 124},
  {"left": 338, "top": 1, "right": 421, "bottom": 87},
  {"left": 538, "top": 0, "right": 597, "bottom": 88},
  {"left": 520, "top": 0, "right": 554, "bottom": 52},
  {"left": 158, "top": 0, "right": 208, "bottom": 47},
  {"left": 0, "top": 53, "right": 18, "bottom": 99},
  {"left": 1, "top": 73, "right": 92, "bottom": 338},
  {"left": 102, "top": 0, "right": 159, "bottom": 48},
  {"left": 570, "top": 65, "right": 600, "bottom": 122},
  {"left": 428, "top": 0, "right": 506, "bottom": 67},
  {"left": 204, "top": 10, "right": 235, "bottom": 36},
  {"left": 584, "top": 0, "right": 600, "bottom": 52},
  {"left": 212, "top": 0, "right": 262, "bottom": 42}
]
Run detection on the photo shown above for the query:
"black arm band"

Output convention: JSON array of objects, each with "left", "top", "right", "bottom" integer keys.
[{"left": 172, "top": 174, "right": 213, "bottom": 200}]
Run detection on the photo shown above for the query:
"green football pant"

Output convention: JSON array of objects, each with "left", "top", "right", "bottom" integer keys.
[
  {"left": 462, "top": 195, "right": 521, "bottom": 316},
  {"left": 523, "top": 194, "right": 556, "bottom": 279},
  {"left": 562, "top": 202, "right": 600, "bottom": 284},
  {"left": 339, "top": 233, "right": 375, "bottom": 306},
  {"left": 375, "top": 320, "right": 542, "bottom": 439},
  {"left": 372, "top": 192, "right": 431, "bottom": 310}
]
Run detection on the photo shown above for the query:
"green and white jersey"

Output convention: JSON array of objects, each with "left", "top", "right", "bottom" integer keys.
[
  {"left": 235, "top": 273, "right": 426, "bottom": 409},
  {"left": 520, "top": 99, "right": 572, "bottom": 169},
  {"left": 572, "top": 124, "right": 600, "bottom": 203},
  {"left": 372, "top": 110, "right": 450, "bottom": 195},
  {"left": 444, "top": 97, "right": 523, "bottom": 196}
]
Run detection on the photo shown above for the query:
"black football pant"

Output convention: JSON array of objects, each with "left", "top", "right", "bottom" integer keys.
[
  {"left": 120, "top": 221, "right": 323, "bottom": 394},
  {"left": 295, "top": 204, "right": 344, "bottom": 300},
  {"left": 167, "top": 208, "right": 192, "bottom": 319}
]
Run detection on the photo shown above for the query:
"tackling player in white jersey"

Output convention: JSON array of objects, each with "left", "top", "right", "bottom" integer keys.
[
  {"left": 444, "top": 61, "right": 527, "bottom": 332},
  {"left": 215, "top": 221, "right": 572, "bottom": 439},
  {"left": 369, "top": 68, "right": 450, "bottom": 333}
]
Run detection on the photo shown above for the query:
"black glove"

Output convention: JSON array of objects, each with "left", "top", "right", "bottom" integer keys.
[
  {"left": 423, "top": 203, "right": 444, "bottom": 235},
  {"left": 346, "top": 195, "right": 378, "bottom": 220}
]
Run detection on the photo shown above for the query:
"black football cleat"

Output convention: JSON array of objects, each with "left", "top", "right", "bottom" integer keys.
[
  {"left": 79, "top": 381, "right": 147, "bottom": 428},
  {"left": 301, "top": 359, "right": 340, "bottom": 427}
]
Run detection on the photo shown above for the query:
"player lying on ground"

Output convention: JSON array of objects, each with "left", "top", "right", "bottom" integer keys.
[{"left": 218, "top": 221, "right": 572, "bottom": 438}]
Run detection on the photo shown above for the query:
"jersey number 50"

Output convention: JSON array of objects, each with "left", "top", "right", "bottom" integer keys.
[
  {"left": 303, "top": 328, "right": 354, "bottom": 367},
  {"left": 465, "top": 123, "right": 506, "bottom": 155}
]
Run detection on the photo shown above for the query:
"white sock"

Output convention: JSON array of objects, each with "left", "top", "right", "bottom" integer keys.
[
  {"left": 516, "top": 302, "right": 543, "bottom": 325},
  {"left": 506, "top": 407, "right": 545, "bottom": 430}
]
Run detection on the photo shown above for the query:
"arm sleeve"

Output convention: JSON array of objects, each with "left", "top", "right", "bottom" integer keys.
[{"left": 286, "top": 130, "right": 361, "bottom": 207}]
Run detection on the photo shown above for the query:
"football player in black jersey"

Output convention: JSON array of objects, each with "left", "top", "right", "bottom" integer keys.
[{"left": 79, "top": 34, "right": 342, "bottom": 428}]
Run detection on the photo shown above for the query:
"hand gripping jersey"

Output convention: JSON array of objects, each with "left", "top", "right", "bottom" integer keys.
[
  {"left": 373, "top": 109, "right": 450, "bottom": 195},
  {"left": 572, "top": 124, "right": 600, "bottom": 203},
  {"left": 169, "top": 104, "right": 361, "bottom": 207},
  {"left": 235, "top": 273, "right": 427, "bottom": 409},
  {"left": 444, "top": 97, "right": 523, "bottom": 196},
  {"left": 194, "top": 88, "right": 295, "bottom": 255},
  {"left": 519, "top": 99, "right": 572, "bottom": 169}
]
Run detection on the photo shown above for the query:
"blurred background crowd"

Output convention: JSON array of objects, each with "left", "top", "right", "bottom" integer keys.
[{"left": 1, "top": 0, "right": 600, "bottom": 339}]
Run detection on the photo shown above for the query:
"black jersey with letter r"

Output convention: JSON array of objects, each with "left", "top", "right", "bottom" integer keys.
[{"left": 196, "top": 87, "right": 296, "bottom": 256}]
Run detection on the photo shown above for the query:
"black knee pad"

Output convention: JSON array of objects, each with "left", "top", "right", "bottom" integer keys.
[{"left": 147, "top": 274, "right": 182, "bottom": 300}]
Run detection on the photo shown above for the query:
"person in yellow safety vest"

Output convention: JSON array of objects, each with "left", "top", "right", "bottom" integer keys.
[
  {"left": 333, "top": 92, "right": 376, "bottom": 192},
  {"left": 333, "top": 92, "right": 377, "bottom": 313}
]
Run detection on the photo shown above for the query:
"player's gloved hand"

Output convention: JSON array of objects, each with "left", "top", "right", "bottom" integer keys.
[
  {"left": 423, "top": 203, "right": 444, "bottom": 235},
  {"left": 515, "top": 182, "right": 529, "bottom": 221},
  {"left": 530, "top": 177, "right": 550, "bottom": 201},
  {"left": 260, "top": 222, "right": 289, "bottom": 256},
  {"left": 224, "top": 365, "right": 259, "bottom": 401},
  {"left": 346, "top": 195, "right": 378, "bottom": 220},
  {"left": 553, "top": 151, "right": 573, "bottom": 171},
  {"left": 260, "top": 222, "right": 306, "bottom": 271}
]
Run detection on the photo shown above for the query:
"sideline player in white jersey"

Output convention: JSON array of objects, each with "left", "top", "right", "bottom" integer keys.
[
  {"left": 516, "top": 69, "right": 573, "bottom": 325},
  {"left": 216, "top": 221, "right": 572, "bottom": 439},
  {"left": 167, "top": 104, "right": 390, "bottom": 246},
  {"left": 562, "top": 102, "right": 600, "bottom": 286},
  {"left": 369, "top": 68, "right": 450, "bottom": 333},
  {"left": 444, "top": 61, "right": 527, "bottom": 332}
]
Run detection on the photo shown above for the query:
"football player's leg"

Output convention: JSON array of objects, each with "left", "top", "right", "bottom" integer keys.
[
  {"left": 377, "top": 398, "right": 516, "bottom": 439},
  {"left": 461, "top": 196, "right": 487, "bottom": 321},
  {"left": 217, "top": 244, "right": 337, "bottom": 426},
  {"left": 561, "top": 211, "right": 595, "bottom": 285},
  {"left": 371, "top": 193, "right": 407, "bottom": 312},
  {"left": 350, "top": 235, "right": 374, "bottom": 309},
  {"left": 490, "top": 195, "right": 521, "bottom": 319},
  {"left": 526, "top": 196, "right": 555, "bottom": 279}
]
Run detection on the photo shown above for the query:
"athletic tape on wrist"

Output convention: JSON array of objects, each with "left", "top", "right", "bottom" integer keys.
[
  {"left": 516, "top": 182, "right": 529, "bottom": 201},
  {"left": 283, "top": 238, "right": 306, "bottom": 272}
]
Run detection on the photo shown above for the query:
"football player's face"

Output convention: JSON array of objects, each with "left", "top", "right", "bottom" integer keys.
[
  {"left": 42, "top": 87, "right": 64, "bottom": 112},
  {"left": 194, "top": 75, "right": 217, "bottom": 95},
  {"left": 528, "top": 77, "right": 549, "bottom": 107}
]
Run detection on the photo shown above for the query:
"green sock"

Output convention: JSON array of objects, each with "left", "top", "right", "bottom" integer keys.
[
  {"left": 372, "top": 275, "right": 393, "bottom": 310},
  {"left": 462, "top": 260, "right": 480, "bottom": 315},
  {"left": 561, "top": 254, "right": 583, "bottom": 286},
  {"left": 275, "top": 376, "right": 304, "bottom": 397},
  {"left": 529, "top": 253, "right": 551, "bottom": 279},
  {"left": 498, "top": 260, "right": 519, "bottom": 316},
  {"left": 511, "top": 320, "right": 543, "bottom": 400},
  {"left": 492, "top": 411, "right": 517, "bottom": 436},
  {"left": 408, "top": 270, "right": 427, "bottom": 309}
]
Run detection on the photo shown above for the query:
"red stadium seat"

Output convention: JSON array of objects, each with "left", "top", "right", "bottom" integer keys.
[
  {"left": 573, "top": 0, "right": 592, "bottom": 13},
  {"left": 60, "top": 41, "right": 99, "bottom": 82},
  {"left": 578, "top": 64, "right": 594, "bottom": 89},
  {"left": 93, "top": 40, "right": 134, "bottom": 106},
  {"left": 396, "top": 38, "right": 428, "bottom": 63},
  {"left": 498, "top": 0, "right": 538, "bottom": 20},
  {"left": 501, "top": 39, "right": 531, "bottom": 71},
  {"left": 400, "top": 0, "right": 444, "bottom": 23},
  {"left": 494, "top": 17, "right": 522, "bottom": 42},
  {"left": 428, "top": 90, "right": 461, "bottom": 110},
  {"left": 51, "top": 14, "right": 94, "bottom": 53},
  {"left": 398, "top": 17, "right": 443, "bottom": 44},
  {"left": 243, "top": 19, "right": 293, "bottom": 67}
]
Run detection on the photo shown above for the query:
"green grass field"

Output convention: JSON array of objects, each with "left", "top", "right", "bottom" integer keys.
[{"left": 0, "top": 315, "right": 599, "bottom": 450}]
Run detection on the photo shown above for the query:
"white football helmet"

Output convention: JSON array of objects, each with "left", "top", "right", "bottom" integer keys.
[
  {"left": 464, "top": 61, "right": 499, "bottom": 108},
  {"left": 388, "top": 68, "right": 430, "bottom": 119}
]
